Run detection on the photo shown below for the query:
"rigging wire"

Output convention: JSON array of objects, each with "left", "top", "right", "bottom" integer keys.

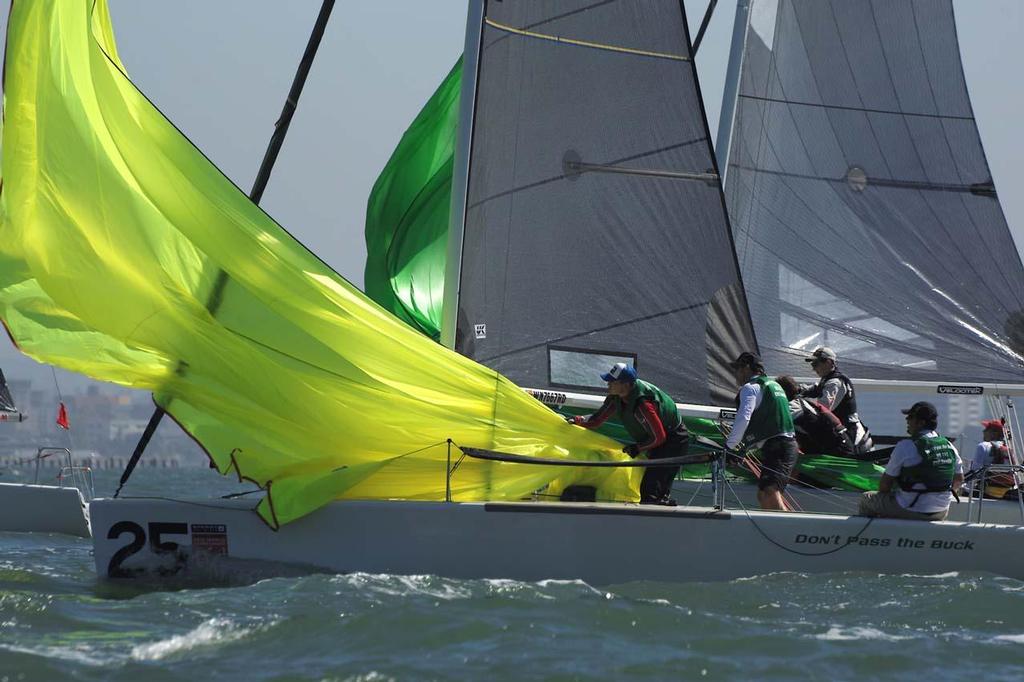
[
  {"left": 49, "top": 367, "right": 89, "bottom": 496},
  {"left": 725, "top": 477, "right": 876, "bottom": 557}
]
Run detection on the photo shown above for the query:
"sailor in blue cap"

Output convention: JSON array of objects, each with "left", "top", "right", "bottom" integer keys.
[{"left": 567, "top": 362, "right": 689, "bottom": 505}]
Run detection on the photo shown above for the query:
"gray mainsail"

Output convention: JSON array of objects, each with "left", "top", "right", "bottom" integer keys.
[
  {"left": 450, "top": 0, "right": 757, "bottom": 405},
  {"left": 723, "top": 0, "right": 1024, "bottom": 383}
]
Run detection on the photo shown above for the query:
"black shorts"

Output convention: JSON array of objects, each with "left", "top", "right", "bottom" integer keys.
[{"left": 758, "top": 436, "right": 798, "bottom": 491}]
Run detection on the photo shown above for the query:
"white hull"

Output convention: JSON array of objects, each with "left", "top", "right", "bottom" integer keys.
[
  {"left": 90, "top": 497, "right": 1024, "bottom": 584},
  {"left": 0, "top": 482, "right": 91, "bottom": 537},
  {"left": 672, "top": 478, "right": 1024, "bottom": 525}
]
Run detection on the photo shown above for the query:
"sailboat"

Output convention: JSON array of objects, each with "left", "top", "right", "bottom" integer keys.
[
  {"left": 0, "top": 371, "right": 92, "bottom": 537},
  {"left": 5, "top": 0, "right": 1024, "bottom": 582},
  {"left": 365, "top": 0, "right": 1024, "bottom": 521}
]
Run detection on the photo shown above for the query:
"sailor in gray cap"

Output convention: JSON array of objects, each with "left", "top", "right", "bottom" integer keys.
[{"left": 800, "top": 347, "right": 874, "bottom": 458}]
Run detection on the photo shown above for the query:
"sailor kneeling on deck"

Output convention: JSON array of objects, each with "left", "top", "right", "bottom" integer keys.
[
  {"left": 859, "top": 401, "right": 964, "bottom": 521},
  {"left": 567, "top": 362, "right": 688, "bottom": 506},
  {"left": 725, "top": 352, "right": 799, "bottom": 511}
]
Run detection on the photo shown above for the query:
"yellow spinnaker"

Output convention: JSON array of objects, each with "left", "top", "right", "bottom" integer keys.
[{"left": 0, "top": 0, "right": 639, "bottom": 527}]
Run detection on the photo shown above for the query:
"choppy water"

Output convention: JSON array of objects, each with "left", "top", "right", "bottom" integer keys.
[{"left": 2, "top": 468, "right": 1024, "bottom": 681}]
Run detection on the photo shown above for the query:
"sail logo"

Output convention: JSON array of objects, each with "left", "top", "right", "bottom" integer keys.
[
  {"left": 191, "top": 523, "right": 229, "bottom": 556},
  {"left": 474, "top": 324, "right": 487, "bottom": 339},
  {"left": 527, "top": 389, "right": 567, "bottom": 406},
  {"left": 937, "top": 385, "right": 984, "bottom": 395}
]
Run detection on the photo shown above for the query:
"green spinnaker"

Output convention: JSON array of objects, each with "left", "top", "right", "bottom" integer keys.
[
  {"left": 364, "top": 60, "right": 461, "bottom": 341},
  {"left": 0, "top": 0, "right": 641, "bottom": 528}
]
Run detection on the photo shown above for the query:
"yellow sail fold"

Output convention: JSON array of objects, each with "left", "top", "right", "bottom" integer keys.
[{"left": 0, "top": 0, "right": 639, "bottom": 527}]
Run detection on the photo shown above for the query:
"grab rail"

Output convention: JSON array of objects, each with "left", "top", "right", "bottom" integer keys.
[
  {"left": 450, "top": 436, "right": 732, "bottom": 510},
  {"left": 30, "top": 447, "right": 95, "bottom": 502}
]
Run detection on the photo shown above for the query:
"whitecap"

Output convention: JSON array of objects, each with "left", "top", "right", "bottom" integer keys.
[
  {"left": 535, "top": 578, "right": 606, "bottom": 597},
  {"left": 813, "top": 626, "right": 913, "bottom": 642},
  {"left": 897, "top": 571, "right": 960, "bottom": 579},
  {"left": 994, "top": 634, "right": 1024, "bottom": 643},
  {"left": 482, "top": 578, "right": 556, "bottom": 600},
  {"left": 0, "top": 643, "right": 110, "bottom": 667},
  {"left": 130, "top": 617, "right": 252, "bottom": 661},
  {"left": 733, "top": 571, "right": 809, "bottom": 582},
  {"left": 339, "top": 674, "right": 397, "bottom": 682},
  {"left": 330, "top": 573, "right": 472, "bottom": 600}
]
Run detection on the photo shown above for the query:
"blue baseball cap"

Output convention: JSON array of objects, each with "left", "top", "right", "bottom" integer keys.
[{"left": 601, "top": 362, "right": 637, "bottom": 383}]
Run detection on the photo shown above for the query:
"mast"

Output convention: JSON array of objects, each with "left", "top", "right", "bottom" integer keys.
[
  {"left": 440, "top": 0, "right": 485, "bottom": 349},
  {"left": 116, "top": 0, "right": 336, "bottom": 497},
  {"left": 715, "top": 0, "right": 752, "bottom": 179}
]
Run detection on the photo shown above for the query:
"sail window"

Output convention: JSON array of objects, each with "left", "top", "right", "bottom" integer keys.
[
  {"left": 548, "top": 347, "right": 637, "bottom": 390},
  {"left": 750, "top": 0, "right": 780, "bottom": 51},
  {"left": 780, "top": 313, "right": 937, "bottom": 371}
]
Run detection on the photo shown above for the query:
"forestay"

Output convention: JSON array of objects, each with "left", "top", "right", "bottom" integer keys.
[
  {"left": 724, "top": 0, "right": 1024, "bottom": 383},
  {"left": 452, "top": 0, "right": 757, "bottom": 406}
]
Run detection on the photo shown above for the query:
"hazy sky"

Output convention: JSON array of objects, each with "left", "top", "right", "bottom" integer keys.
[{"left": 0, "top": 0, "right": 1022, "bottom": 397}]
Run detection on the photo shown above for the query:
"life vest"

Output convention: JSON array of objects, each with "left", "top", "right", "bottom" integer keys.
[
  {"left": 739, "top": 375, "right": 794, "bottom": 447},
  {"left": 818, "top": 369, "right": 857, "bottom": 423},
  {"left": 618, "top": 380, "right": 683, "bottom": 444},
  {"left": 793, "top": 398, "right": 854, "bottom": 457},
  {"left": 981, "top": 441, "right": 1014, "bottom": 493},
  {"left": 897, "top": 435, "right": 957, "bottom": 496},
  {"left": 989, "top": 440, "right": 1009, "bottom": 465}
]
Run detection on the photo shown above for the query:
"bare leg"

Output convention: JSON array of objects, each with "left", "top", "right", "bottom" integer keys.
[{"left": 757, "top": 486, "right": 787, "bottom": 511}]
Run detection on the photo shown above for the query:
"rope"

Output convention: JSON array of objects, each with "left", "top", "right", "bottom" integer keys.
[
  {"left": 330, "top": 440, "right": 450, "bottom": 473},
  {"left": 725, "top": 477, "right": 876, "bottom": 557},
  {"left": 456, "top": 443, "right": 715, "bottom": 468},
  {"left": 221, "top": 489, "right": 264, "bottom": 499},
  {"left": 484, "top": 18, "right": 691, "bottom": 62},
  {"left": 726, "top": 445, "right": 866, "bottom": 515}
]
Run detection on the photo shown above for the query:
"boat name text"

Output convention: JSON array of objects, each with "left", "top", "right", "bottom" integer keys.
[{"left": 794, "top": 534, "right": 974, "bottom": 551}]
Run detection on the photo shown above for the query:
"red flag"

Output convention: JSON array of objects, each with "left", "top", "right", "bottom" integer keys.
[{"left": 56, "top": 402, "right": 69, "bottom": 430}]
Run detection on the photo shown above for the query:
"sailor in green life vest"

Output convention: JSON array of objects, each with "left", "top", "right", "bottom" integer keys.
[
  {"left": 567, "top": 362, "right": 689, "bottom": 506},
  {"left": 725, "top": 352, "right": 798, "bottom": 511},
  {"left": 858, "top": 401, "right": 964, "bottom": 521}
]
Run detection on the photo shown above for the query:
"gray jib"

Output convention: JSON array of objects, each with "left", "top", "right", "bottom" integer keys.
[{"left": 725, "top": 0, "right": 1024, "bottom": 382}]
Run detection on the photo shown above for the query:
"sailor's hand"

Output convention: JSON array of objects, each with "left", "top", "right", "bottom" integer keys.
[
  {"left": 623, "top": 444, "right": 640, "bottom": 457},
  {"left": 565, "top": 415, "right": 582, "bottom": 425}
]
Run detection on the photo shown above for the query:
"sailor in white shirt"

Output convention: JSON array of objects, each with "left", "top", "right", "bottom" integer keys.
[
  {"left": 725, "top": 351, "right": 798, "bottom": 511},
  {"left": 968, "top": 418, "right": 1013, "bottom": 497},
  {"left": 859, "top": 401, "right": 964, "bottom": 521},
  {"left": 971, "top": 419, "right": 1009, "bottom": 473}
]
